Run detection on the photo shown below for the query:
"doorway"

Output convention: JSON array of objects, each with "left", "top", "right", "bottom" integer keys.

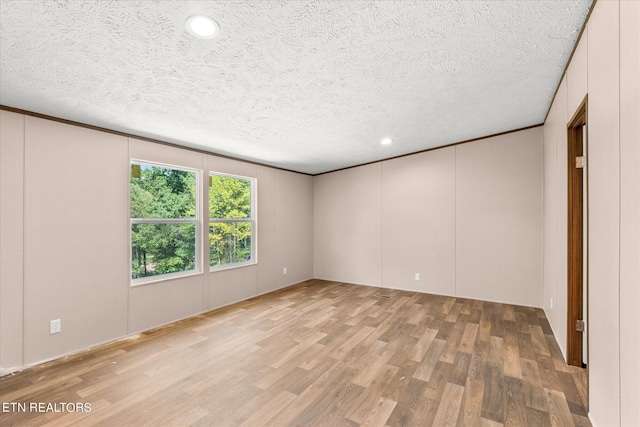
[{"left": 567, "top": 95, "right": 588, "bottom": 372}]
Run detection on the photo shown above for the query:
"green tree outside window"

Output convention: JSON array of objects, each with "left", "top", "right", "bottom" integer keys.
[
  {"left": 209, "top": 174, "right": 255, "bottom": 267},
  {"left": 130, "top": 163, "right": 198, "bottom": 280}
]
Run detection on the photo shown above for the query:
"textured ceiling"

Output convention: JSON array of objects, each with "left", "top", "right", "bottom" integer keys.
[{"left": 1, "top": 0, "right": 592, "bottom": 174}]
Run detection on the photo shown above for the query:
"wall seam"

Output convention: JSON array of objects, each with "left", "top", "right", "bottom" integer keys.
[
  {"left": 310, "top": 173, "right": 314, "bottom": 283},
  {"left": 617, "top": 3, "right": 622, "bottom": 422},
  {"left": 126, "top": 138, "right": 131, "bottom": 334},
  {"left": 203, "top": 154, "right": 209, "bottom": 311},
  {"left": 276, "top": 171, "right": 280, "bottom": 291},
  {"left": 584, "top": 20, "right": 590, "bottom": 416},
  {"left": 21, "top": 113, "right": 26, "bottom": 367},
  {"left": 380, "top": 163, "right": 384, "bottom": 288},
  {"left": 541, "top": 123, "right": 545, "bottom": 312},
  {"left": 540, "top": 128, "right": 545, "bottom": 309},
  {"left": 554, "top": 101, "right": 559, "bottom": 341},
  {"left": 454, "top": 147, "right": 457, "bottom": 296}
]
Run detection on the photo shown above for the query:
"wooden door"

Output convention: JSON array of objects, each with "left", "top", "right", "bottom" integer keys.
[{"left": 567, "top": 96, "right": 588, "bottom": 369}]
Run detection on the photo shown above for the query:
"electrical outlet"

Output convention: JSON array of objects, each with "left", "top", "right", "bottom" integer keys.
[
  {"left": 550, "top": 298, "right": 553, "bottom": 309},
  {"left": 283, "top": 267, "right": 287, "bottom": 275},
  {"left": 50, "top": 319, "right": 61, "bottom": 334},
  {"left": 414, "top": 273, "right": 420, "bottom": 281}
]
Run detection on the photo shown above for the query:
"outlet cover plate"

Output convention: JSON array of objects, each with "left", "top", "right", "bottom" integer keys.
[{"left": 50, "top": 319, "right": 61, "bottom": 334}]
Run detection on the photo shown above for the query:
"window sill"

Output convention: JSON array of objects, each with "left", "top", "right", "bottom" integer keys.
[
  {"left": 209, "top": 261, "right": 257, "bottom": 273},
  {"left": 130, "top": 270, "right": 203, "bottom": 287}
]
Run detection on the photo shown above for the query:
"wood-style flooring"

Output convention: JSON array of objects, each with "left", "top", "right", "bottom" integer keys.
[{"left": 0, "top": 279, "right": 589, "bottom": 426}]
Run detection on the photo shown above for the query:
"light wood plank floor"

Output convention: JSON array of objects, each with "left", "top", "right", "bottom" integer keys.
[{"left": 0, "top": 279, "right": 589, "bottom": 426}]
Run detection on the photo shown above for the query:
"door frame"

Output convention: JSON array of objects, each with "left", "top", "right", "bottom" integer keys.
[{"left": 567, "top": 95, "right": 588, "bottom": 369}]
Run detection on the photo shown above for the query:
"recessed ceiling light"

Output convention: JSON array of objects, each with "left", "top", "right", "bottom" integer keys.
[
  {"left": 185, "top": 15, "right": 220, "bottom": 39},
  {"left": 381, "top": 138, "right": 393, "bottom": 145}
]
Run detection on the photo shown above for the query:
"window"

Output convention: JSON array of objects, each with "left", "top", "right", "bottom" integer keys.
[
  {"left": 209, "top": 173, "right": 256, "bottom": 269},
  {"left": 130, "top": 161, "right": 199, "bottom": 283}
]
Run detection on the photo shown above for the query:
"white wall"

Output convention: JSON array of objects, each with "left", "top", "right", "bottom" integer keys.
[
  {"left": 542, "top": 0, "right": 640, "bottom": 425},
  {"left": 0, "top": 111, "right": 314, "bottom": 373},
  {"left": 314, "top": 127, "right": 543, "bottom": 307},
  {"left": 587, "top": 2, "right": 621, "bottom": 423},
  {"left": 456, "top": 132, "right": 543, "bottom": 306},
  {"left": 619, "top": 1, "right": 640, "bottom": 425},
  {"left": 313, "top": 163, "right": 383, "bottom": 286},
  {"left": 276, "top": 170, "right": 314, "bottom": 287},
  {"left": 382, "top": 148, "right": 455, "bottom": 295},
  {"left": 23, "top": 117, "right": 130, "bottom": 364},
  {"left": 542, "top": 96, "right": 559, "bottom": 337},
  {"left": 0, "top": 110, "right": 25, "bottom": 371}
]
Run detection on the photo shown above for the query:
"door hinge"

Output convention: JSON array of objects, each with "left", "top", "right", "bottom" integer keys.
[
  {"left": 576, "top": 156, "right": 586, "bottom": 169},
  {"left": 576, "top": 319, "right": 585, "bottom": 332}
]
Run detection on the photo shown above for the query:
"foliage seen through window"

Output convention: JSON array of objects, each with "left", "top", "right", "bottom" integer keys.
[
  {"left": 130, "top": 163, "right": 198, "bottom": 280},
  {"left": 209, "top": 174, "right": 254, "bottom": 268}
]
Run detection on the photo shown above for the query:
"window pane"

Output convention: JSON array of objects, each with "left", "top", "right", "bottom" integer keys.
[
  {"left": 131, "top": 223, "right": 196, "bottom": 279},
  {"left": 130, "top": 163, "right": 197, "bottom": 219},
  {"left": 209, "top": 175, "right": 251, "bottom": 219},
  {"left": 209, "top": 222, "right": 252, "bottom": 267}
]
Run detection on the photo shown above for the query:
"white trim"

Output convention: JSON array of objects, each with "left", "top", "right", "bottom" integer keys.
[
  {"left": 130, "top": 158, "right": 201, "bottom": 174},
  {"left": 131, "top": 218, "right": 197, "bottom": 224},
  {"left": 208, "top": 171, "right": 257, "bottom": 270},
  {"left": 129, "top": 160, "right": 201, "bottom": 285},
  {"left": 130, "top": 270, "right": 203, "bottom": 287},
  {"left": 209, "top": 259, "right": 257, "bottom": 272},
  {"left": 208, "top": 218, "right": 253, "bottom": 224}
]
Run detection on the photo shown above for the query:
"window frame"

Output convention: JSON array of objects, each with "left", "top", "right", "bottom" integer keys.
[
  {"left": 129, "top": 159, "right": 201, "bottom": 286},
  {"left": 208, "top": 171, "right": 257, "bottom": 271}
]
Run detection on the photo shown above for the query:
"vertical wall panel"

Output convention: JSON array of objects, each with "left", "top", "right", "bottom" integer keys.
[
  {"left": 314, "top": 163, "right": 383, "bottom": 286},
  {"left": 129, "top": 138, "right": 205, "bottom": 170},
  {"left": 619, "top": 0, "right": 640, "bottom": 425},
  {"left": 567, "top": 28, "right": 588, "bottom": 116},
  {"left": 256, "top": 166, "right": 279, "bottom": 294},
  {"left": 208, "top": 155, "right": 258, "bottom": 179},
  {"left": 209, "top": 265, "right": 258, "bottom": 309},
  {"left": 0, "top": 110, "right": 25, "bottom": 373},
  {"left": 543, "top": 100, "right": 558, "bottom": 333},
  {"left": 456, "top": 129, "right": 543, "bottom": 307},
  {"left": 381, "top": 148, "right": 455, "bottom": 295},
  {"left": 554, "top": 77, "right": 569, "bottom": 359},
  {"left": 586, "top": 1, "right": 621, "bottom": 424},
  {"left": 129, "top": 276, "right": 206, "bottom": 333},
  {"left": 24, "top": 117, "right": 129, "bottom": 365},
  {"left": 277, "top": 171, "right": 313, "bottom": 287}
]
